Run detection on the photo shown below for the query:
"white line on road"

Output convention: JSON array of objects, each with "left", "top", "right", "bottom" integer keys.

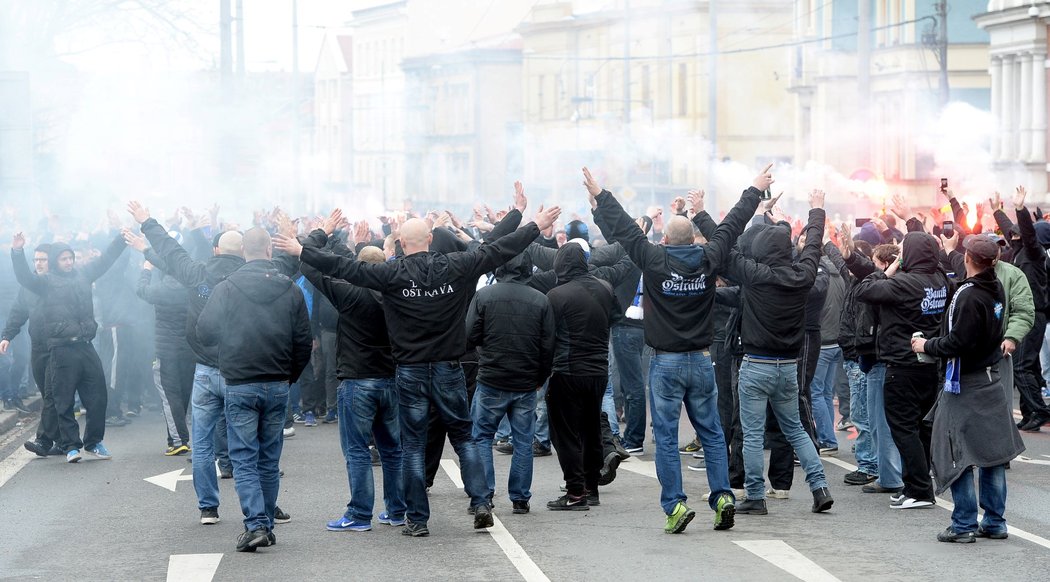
[
  {"left": 439, "top": 459, "right": 550, "bottom": 582},
  {"left": 734, "top": 540, "right": 842, "bottom": 582},
  {"left": 166, "top": 553, "right": 223, "bottom": 582},
  {"left": 0, "top": 448, "right": 35, "bottom": 490},
  {"left": 618, "top": 459, "right": 658, "bottom": 479}
]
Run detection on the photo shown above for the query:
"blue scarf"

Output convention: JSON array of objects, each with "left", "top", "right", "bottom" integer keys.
[{"left": 942, "top": 282, "right": 972, "bottom": 395}]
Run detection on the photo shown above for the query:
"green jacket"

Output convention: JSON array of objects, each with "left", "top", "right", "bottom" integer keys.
[{"left": 995, "top": 260, "right": 1034, "bottom": 344}]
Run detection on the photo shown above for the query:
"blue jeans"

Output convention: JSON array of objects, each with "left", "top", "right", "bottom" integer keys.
[
  {"left": 495, "top": 416, "right": 512, "bottom": 442},
  {"left": 225, "top": 381, "right": 288, "bottom": 532},
  {"left": 534, "top": 381, "right": 550, "bottom": 448},
  {"left": 649, "top": 351, "right": 731, "bottom": 515},
  {"left": 602, "top": 381, "right": 619, "bottom": 437},
  {"left": 471, "top": 383, "right": 536, "bottom": 503},
  {"left": 397, "top": 362, "right": 488, "bottom": 525},
  {"left": 612, "top": 324, "right": 646, "bottom": 448},
  {"left": 338, "top": 378, "right": 405, "bottom": 522},
  {"left": 949, "top": 465, "right": 1007, "bottom": 534},
  {"left": 844, "top": 361, "right": 878, "bottom": 476},
  {"left": 810, "top": 346, "right": 842, "bottom": 448},
  {"left": 865, "top": 363, "right": 903, "bottom": 488},
  {"left": 738, "top": 359, "right": 828, "bottom": 500},
  {"left": 191, "top": 364, "right": 227, "bottom": 511}
]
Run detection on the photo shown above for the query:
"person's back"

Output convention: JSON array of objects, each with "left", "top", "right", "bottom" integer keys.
[{"left": 547, "top": 244, "right": 617, "bottom": 377}]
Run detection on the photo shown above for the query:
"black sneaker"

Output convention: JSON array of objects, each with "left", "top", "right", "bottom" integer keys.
[
  {"left": 273, "top": 506, "right": 290, "bottom": 524},
  {"left": 614, "top": 440, "right": 631, "bottom": 461},
  {"left": 811, "top": 487, "right": 833, "bottom": 513},
  {"left": 105, "top": 415, "right": 128, "bottom": 427},
  {"left": 200, "top": 508, "right": 220, "bottom": 525},
  {"left": 586, "top": 492, "right": 600, "bottom": 506},
  {"left": 1019, "top": 415, "right": 1048, "bottom": 432},
  {"left": 401, "top": 520, "right": 430, "bottom": 537},
  {"left": 219, "top": 466, "right": 233, "bottom": 479},
  {"left": 24, "top": 440, "right": 49, "bottom": 457},
  {"left": 512, "top": 500, "right": 530, "bottom": 514},
  {"left": 844, "top": 470, "right": 877, "bottom": 485},
  {"left": 861, "top": 483, "right": 903, "bottom": 494},
  {"left": 937, "top": 527, "right": 976, "bottom": 544},
  {"left": 976, "top": 528, "right": 1008, "bottom": 540},
  {"left": 467, "top": 501, "right": 494, "bottom": 515},
  {"left": 267, "top": 531, "right": 277, "bottom": 545},
  {"left": 736, "top": 498, "right": 768, "bottom": 515},
  {"left": 473, "top": 504, "right": 494, "bottom": 529},
  {"left": 495, "top": 441, "right": 514, "bottom": 455},
  {"left": 236, "top": 528, "right": 271, "bottom": 552},
  {"left": 47, "top": 445, "right": 63, "bottom": 456},
  {"left": 532, "top": 442, "right": 552, "bottom": 457},
  {"left": 5, "top": 399, "right": 30, "bottom": 414},
  {"left": 547, "top": 493, "right": 589, "bottom": 511},
  {"left": 598, "top": 451, "right": 622, "bottom": 486}
]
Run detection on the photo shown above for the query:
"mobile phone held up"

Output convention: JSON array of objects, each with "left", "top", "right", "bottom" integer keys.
[
  {"left": 855, "top": 218, "right": 871, "bottom": 228},
  {"left": 761, "top": 189, "right": 772, "bottom": 201},
  {"left": 940, "top": 178, "right": 948, "bottom": 194},
  {"left": 942, "top": 220, "right": 955, "bottom": 238}
]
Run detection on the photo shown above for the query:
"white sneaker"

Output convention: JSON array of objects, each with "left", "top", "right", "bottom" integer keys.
[
  {"left": 891, "top": 496, "right": 934, "bottom": 509},
  {"left": 766, "top": 488, "right": 790, "bottom": 499},
  {"left": 283, "top": 427, "right": 296, "bottom": 438},
  {"left": 701, "top": 491, "right": 711, "bottom": 501}
]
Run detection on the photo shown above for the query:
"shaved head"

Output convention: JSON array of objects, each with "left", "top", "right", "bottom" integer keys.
[
  {"left": 664, "top": 216, "right": 694, "bottom": 246},
  {"left": 242, "top": 227, "right": 272, "bottom": 261},
  {"left": 358, "top": 246, "right": 385, "bottom": 264},
  {"left": 216, "top": 231, "right": 244, "bottom": 257},
  {"left": 400, "top": 218, "right": 432, "bottom": 255}
]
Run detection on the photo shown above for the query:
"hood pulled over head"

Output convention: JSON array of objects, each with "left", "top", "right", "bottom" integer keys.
[
  {"left": 554, "top": 241, "right": 589, "bottom": 284},
  {"left": 901, "top": 231, "right": 939, "bottom": 273}
]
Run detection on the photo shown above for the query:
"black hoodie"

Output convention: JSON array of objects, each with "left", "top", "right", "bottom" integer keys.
[
  {"left": 299, "top": 222, "right": 541, "bottom": 364},
  {"left": 466, "top": 251, "right": 556, "bottom": 391},
  {"left": 11, "top": 237, "right": 127, "bottom": 345},
  {"left": 546, "top": 243, "right": 618, "bottom": 376},
  {"left": 726, "top": 209, "right": 825, "bottom": 358},
  {"left": 595, "top": 187, "right": 761, "bottom": 352},
  {"left": 854, "top": 231, "right": 953, "bottom": 367},
  {"left": 923, "top": 268, "right": 1005, "bottom": 373},
  {"left": 196, "top": 260, "right": 312, "bottom": 385}
]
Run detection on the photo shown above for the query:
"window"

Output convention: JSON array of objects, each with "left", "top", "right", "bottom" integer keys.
[
  {"left": 677, "top": 63, "right": 688, "bottom": 116},
  {"left": 641, "top": 65, "right": 650, "bottom": 108},
  {"left": 537, "top": 74, "right": 546, "bottom": 120}
]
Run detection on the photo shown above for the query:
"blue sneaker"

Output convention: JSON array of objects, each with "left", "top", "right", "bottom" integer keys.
[
  {"left": 323, "top": 410, "right": 338, "bottom": 424},
  {"left": 87, "top": 443, "right": 112, "bottom": 460},
  {"left": 378, "top": 512, "right": 406, "bottom": 526},
  {"left": 66, "top": 449, "right": 82, "bottom": 463},
  {"left": 303, "top": 412, "right": 317, "bottom": 427},
  {"left": 326, "top": 517, "right": 371, "bottom": 532}
]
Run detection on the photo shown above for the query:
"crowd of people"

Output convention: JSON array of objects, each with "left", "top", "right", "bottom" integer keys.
[{"left": 0, "top": 165, "right": 1044, "bottom": 551}]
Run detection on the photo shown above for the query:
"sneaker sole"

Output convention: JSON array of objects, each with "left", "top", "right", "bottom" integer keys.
[
  {"left": 891, "top": 501, "right": 934, "bottom": 509},
  {"left": 327, "top": 525, "right": 371, "bottom": 532},
  {"left": 812, "top": 498, "right": 834, "bottom": 513},
  {"left": 402, "top": 528, "right": 430, "bottom": 537},
  {"left": 274, "top": 518, "right": 291, "bottom": 524},
  {"left": 512, "top": 508, "right": 530, "bottom": 514},
  {"left": 667, "top": 508, "right": 696, "bottom": 534},
  {"left": 201, "top": 518, "right": 220, "bottom": 525},
  {"left": 547, "top": 505, "right": 589, "bottom": 511},
  {"left": 67, "top": 456, "right": 81, "bottom": 464},
  {"left": 714, "top": 503, "right": 735, "bottom": 531},
  {"left": 378, "top": 520, "right": 406, "bottom": 527},
  {"left": 598, "top": 452, "right": 621, "bottom": 486},
  {"left": 678, "top": 449, "right": 700, "bottom": 455},
  {"left": 473, "top": 516, "right": 494, "bottom": 529}
]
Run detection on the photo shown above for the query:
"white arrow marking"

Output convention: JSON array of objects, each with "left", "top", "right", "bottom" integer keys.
[
  {"left": 734, "top": 540, "right": 842, "bottom": 582},
  {"left": 1015, "top": 455, "right": 1050, "bottom": 466},
  {"left": 145, "top": 468, "right": 195, "bottom": 492},
  {"left": 618, "top": 459, "right": 658, "bottom": 479},
  {"left": 166, "top": 553, "right": 223, "bottom": 582}
]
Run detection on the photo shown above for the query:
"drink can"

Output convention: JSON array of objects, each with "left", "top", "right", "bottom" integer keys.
[{"left": 913, "top": 332, "right": 935, "bottom": 364}]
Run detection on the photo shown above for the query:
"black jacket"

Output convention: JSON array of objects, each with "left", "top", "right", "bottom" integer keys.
[
  {"left": 136, "top": 268, "right": 190, "bottom": 356},
  {"left": 854, "top": 232, "right": 953, "bottom": 368},
  {"left": 1, "top": 286, "right": 42, "bottom": 347},
  {"left": 11, "top": 238, "right": 127, "bottom": 345},
  {"left": 196, "top": 260, "right": 312, "bottom": 385},
  {"left": 924, "top": 268, "right": 1005, "bottom": 373},
  {"left": 466, "top": 252, "right": 556, "bottom": 391},
  {"left": 725, "top": 209, "right": 826, "bottom": 358},
  {"left": 300, "top": 231, "right": 394, "bottom": 380},
  {"left": 993, "top": 207, "right": 1048, "bottom": 314},
  {"left": 299, "top": 222, "right": 541, "bottom": 364},
  {"left": 594, "top": 187, "right": 761, "bottom": 352},
  {"left": 546, "top": 244, "right": 618, "bottom": 376}
]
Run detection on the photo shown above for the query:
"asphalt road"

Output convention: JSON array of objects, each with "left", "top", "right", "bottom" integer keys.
[{"left": 1, "top": 399, "right": 1049, "bottom": 582}]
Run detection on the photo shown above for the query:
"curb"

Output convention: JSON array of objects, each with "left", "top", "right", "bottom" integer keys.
[{"left": 0, "top": 395, "right": 42, "bottom": 437}]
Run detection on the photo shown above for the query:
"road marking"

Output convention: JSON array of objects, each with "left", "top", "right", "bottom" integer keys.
[
  {"left": 439, "top": 459, "right": 550, "bottom": 582},
  {"left": 618, "top": 459, "right": 658, "bottom": 479},
  {"left": 166, "top": 553, "right": 223, "bottom": 582},
  {"left": 145, "top": 468, "right": 195, "bottom": 492},
  {"left": 734, "top": 540, "right": 842, "bottom": 582},
  {"left": 0, "top": 448, "right": 35, "bottom": 490},
  {"left": 1015, "top": 455, "right": 1050, "bottom": 466},
  {"left": 819, "top": 456, "right": 859, "bottom": 473}
]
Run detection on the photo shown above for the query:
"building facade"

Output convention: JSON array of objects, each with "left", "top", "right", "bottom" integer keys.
[{"left": 312, "top": 32, "right": 355, "bottom": 209}]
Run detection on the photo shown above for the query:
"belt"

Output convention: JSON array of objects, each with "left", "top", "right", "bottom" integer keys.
[
  {"left": 742, "top": 355, "right": 797, "bottom": 365},
  {"left": 654, "top": 349, "right": 711, "bottom": 357}
]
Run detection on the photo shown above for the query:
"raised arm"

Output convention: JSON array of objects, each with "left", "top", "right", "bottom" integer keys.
[
  {"left": 1012, "top": 187, "right": 1043, "bottom": 261},
  {"left": 136, "top": 212, "right": 206, "bottom": 288},
  {"left": 11, "top": 234, "right": 46, "bottom": 296},
  {"left": 81, "top": 234, "right": 128, "bottom": 283},
  {"left": 698, "top": 168, "right": 769, "bottom": 273}
]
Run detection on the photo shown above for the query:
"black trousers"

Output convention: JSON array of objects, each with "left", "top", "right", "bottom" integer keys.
[
  {"left": 1015, "top": 311, "right": 1050, "bottom": 420},
  {"left": 795, "top": 330, "right": 820, "bottom": 443},
  {"left": 321, "top": 330, "right": 339, "bottom": 411},
  {"left": 884, "top": 364, "right": 939, "bottom": 501},
  {"left": 31, "top": 345, "right": 59, "bottom": 447},
  {"left": 425, "top": 360, "right": 478, "bottom": 487},
  {"left": 299, "top": 353, "right": 325, "bottom": 415},
  {"left": 159, "top": 345, "right": 195, "bottom": 446},
  {"left": 713, "top": 342, "right": 735, "bottom": 454},
  {"left": 49, "top": 342, "right": 108, "bottom": 451},
  {"left": 547, "top": 373, "right": 604, "bottom": 496}
]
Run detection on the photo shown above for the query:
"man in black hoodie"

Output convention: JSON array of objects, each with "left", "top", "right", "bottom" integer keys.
[
  {"left": 592, "top": 165, "right": 767, "bottom": 533},
  {"left": 467, "top": 251, "right": 555, "bottom": 514},
  {"left": 854, "top": 231, "right": 952, "bottom": 509},
  {"left": 276, "top": 202, "right": 560, "bottom": 537},
  {"left": 725, "top": 190, "right": 833, "bottom": 516},
  {"left": 197, "top": 227, "right": 312, "bottom": 553},
  {"left": 11, "top": 233, "right": 127, "bottom": 462}
]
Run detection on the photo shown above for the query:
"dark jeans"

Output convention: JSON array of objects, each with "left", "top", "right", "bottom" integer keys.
[
  {"left": 884, "top": 364, "right": 939, "bottom": 502},
  {"left": 398, "top": 361, "right": 488, "bottom": 526},
  {"left": 225, "top": 381, "right": 288, "bottom": 532},
  {"left": 158, "top": 345, "right": 195, "bottom": 446},
  {"left": 949, "top": 464, "right": 1007, "bottom": 534},
  {"left": 611, "top": 324, "right": 646, "bottom": 449},
  {"left": 1015, "top": 311, "right": 1050, "bottom": 420},
  {"left": 321, "top": 330, "right": 339, "bottom": 411},
  {"left": 834, "top": 361, "right": 851, "bottom": 420},
  {"left": 547, "top": 373, "right": 604, "bottom": 496},
  {"left": 48, "top": 342, "right": 108, "bottom": 451},
  {"left": 338, "top": 378, "right": 405, "bottom": 522},
  {"left": 424, "top": 360, "right": 478, "bottom": 487},
  {"left": 472, "top": 383, "right": 536, "bottom": 503}
]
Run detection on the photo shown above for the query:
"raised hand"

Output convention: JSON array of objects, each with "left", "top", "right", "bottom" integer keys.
[
  {"left": 809, "top": 189, "right": 826, "bottom": 210},
  {"left": 534, "top": 205, "right": 562, "bottom": 232},
  {"left": 762, "top": 191, "right": 783, "bottom": 214},
  {"left": 671, "top": 196, "right": 686, "bottom": 215},
  {"left": 752, "top": 162, "right": 774, "bottom": 192},
  {"left": 321, "top": 208, "right": 344, "bottom": 236},
  {"left": 353, "top": 220, "right": 371, "bottom": 244},
  {"left": 127, "top": 201, "right": 151, "bottom": 224},
  {"left": 122, "top": 229, "right": 148, "bottom": 252},
  {"left": 433, "top": 211, "right": 451, "bottom": 230},
  {"left": 687, "top": 189, "right": 705, "bottom": 214},
  {"left": 582, "top": 167, "right": 602, "bottom": 197},
  {"left": 891, "top": 193, "right": 912, "bottom": 218},
  {"left": 513, "top": 181, "right": 528, "bottom": 213},
  {"left": 12, "top": 232, "right": 25, "bottom": 251},
  {"left": 272, "top": 233, "right": 303, "bottom": 257},
  {"left": 1014, "top": 186, "right": 1028, "bottom": 210}
]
